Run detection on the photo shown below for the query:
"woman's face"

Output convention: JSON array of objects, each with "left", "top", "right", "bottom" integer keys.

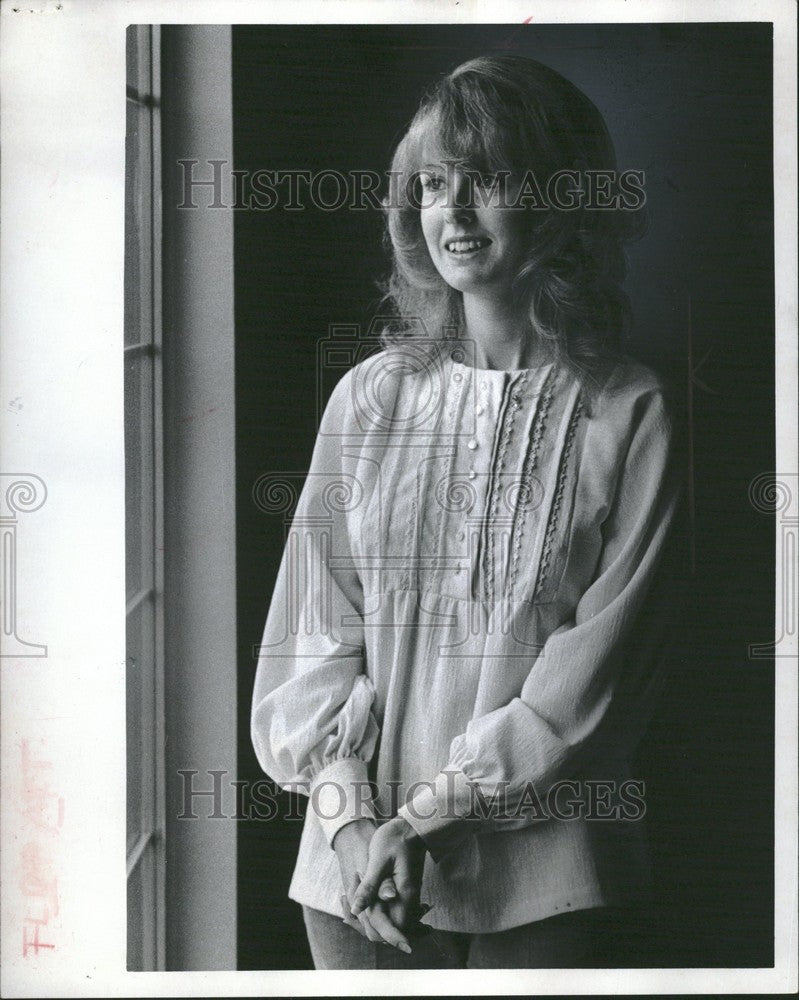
[{"left": 417, "top": 158, "right": 527, "bottom": 300}]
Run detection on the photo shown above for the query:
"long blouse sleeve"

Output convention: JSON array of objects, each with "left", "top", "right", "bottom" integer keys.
[
  {"left": 250, "top": 370, "right": 379, "bottom": 848},
  {"left": 397, "top": 375, "right": 683, "bottom": 862}
]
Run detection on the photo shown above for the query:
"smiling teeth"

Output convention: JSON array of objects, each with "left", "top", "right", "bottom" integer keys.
[{"left": 446, "top": 239, "right": 489, "bottom": 253}]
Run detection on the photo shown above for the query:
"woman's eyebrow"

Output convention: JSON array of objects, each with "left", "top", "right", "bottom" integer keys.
[{"left": 420, "top": 160, "right": 476, "bottom": 171}]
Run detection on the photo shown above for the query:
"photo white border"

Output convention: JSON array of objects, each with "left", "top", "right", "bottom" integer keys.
[{"left": 1, "top": 0, "right": 796, "bottom": 995}]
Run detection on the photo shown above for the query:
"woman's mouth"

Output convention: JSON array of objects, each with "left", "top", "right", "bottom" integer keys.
[{"left": 444, "top": 237, "right": 492, "bottom": 256}]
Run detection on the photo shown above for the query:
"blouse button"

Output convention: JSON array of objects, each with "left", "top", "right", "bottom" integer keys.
[
  {"left": 467, "top": 438, "right": 478, "bottom": 450},
  {"left": 453, "top": 372, "right": 462, "bottom": 383},
  {"left": 475, "top": 404, "right": 485, "bottom": 416},
  {"left": 468, "top": 469, "right": 476, "bottom": 479},
  {"left": 458, "top": 530, "right": 466, "bottom": 541}
]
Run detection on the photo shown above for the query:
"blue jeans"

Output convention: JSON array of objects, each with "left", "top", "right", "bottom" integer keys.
[{"left": 302, "top": 903, "right": 633, "bottom": 969}]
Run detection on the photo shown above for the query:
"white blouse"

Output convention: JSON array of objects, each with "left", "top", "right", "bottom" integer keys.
[{"left": 251, "top": 343, "right": 682, "bottom": 933}]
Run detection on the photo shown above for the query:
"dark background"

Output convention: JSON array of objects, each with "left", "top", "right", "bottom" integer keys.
[{"left": 233, "top": 24, "right": 774, "bottom": 969}]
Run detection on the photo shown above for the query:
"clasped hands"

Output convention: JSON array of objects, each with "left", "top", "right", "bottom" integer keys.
[{"left": 332, "top": 815, "right": 429, "bottom": 954}]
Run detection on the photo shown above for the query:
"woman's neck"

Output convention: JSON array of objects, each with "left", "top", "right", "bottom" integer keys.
[{"left": 462, "top": 293, "right": 550, "bottom": 370}]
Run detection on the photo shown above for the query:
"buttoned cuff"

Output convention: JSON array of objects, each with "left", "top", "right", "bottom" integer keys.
[
  {"left": 308, "top": 758, "right": 376, "bottom": 847},
  {"left": 396, "top": 767, "right": 478, "bottom": 863}
]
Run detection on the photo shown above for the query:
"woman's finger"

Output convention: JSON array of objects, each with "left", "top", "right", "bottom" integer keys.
[
  {"left": 342, "top": 910, "right": 364, "bottom": 935},
  {"left": 340, "top": 894, "right": 368, "bottom": 939},
  {"left": 378, "top": 877, "right": 398, "bottom": 901},
  {"left": 342, "top": 894, "right": 391, "bottom": 946},
  {"left": 346, "top": 873, "right": 362, "bottom": 909},
  {"left": 393, "top": 853, "right": 420, "bottom": 907},
  {"left": 357, "top": 908, "right": 390, "bottom": 945},
  {"left": 351, "top": 849, "right": 390, "bottom": 914},
  {"left": 367, "top": 905, "right": 412, "bottom": 954},
  {"left": 346, "top": 879, "right": 391, "bottom": 946},
  {"left": 387, "top": 853, "right": 421, "bottom": 929},
  {"left": 345, "top": 879, "right": 387, "bottom": 943}
]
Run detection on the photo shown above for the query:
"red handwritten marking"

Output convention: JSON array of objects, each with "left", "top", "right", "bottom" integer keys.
[
  {"left": 21, "top": 842, "right": 59, "bottom": 915},
  {"left": 19, "top": 739, "right": 62, "bottom": 957},
  {"left": 22, "top": 917, "right": 55, "bottom": 957},
  {"left": 20, "top": 739, "right": 65, "bottom": 834}
]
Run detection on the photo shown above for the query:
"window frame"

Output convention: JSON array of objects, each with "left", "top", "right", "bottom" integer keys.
[{"left": 124, "top": 22, "right": 165, "bottom": 973}]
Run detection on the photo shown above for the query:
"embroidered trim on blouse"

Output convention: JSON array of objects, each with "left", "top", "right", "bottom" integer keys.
[
  {"left": 508, "top": 369, "right": 556, "bottom": 598},
  {"left": 483, "top": 371, "right": 528, "bottom": 604},
  {"left": 533, "top": 396, "right": 584, "bottom": 602},
  {"left": 428, "top": 367, "right": 466, "bottom": 591}
]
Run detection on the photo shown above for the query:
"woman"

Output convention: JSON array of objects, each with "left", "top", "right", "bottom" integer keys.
[{"left": 251, "top": 54, "right": 682, "bottom": 969}]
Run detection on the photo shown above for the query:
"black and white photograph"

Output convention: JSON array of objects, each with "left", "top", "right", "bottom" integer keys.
[
  {"left": 1, "top": 1, "right": 796, "bottom": 995},
  {"left": 129, "top": 18, "right": 779, "bottom": 973}
]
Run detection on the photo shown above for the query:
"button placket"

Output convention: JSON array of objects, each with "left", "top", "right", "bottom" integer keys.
[
  {"left": 454, "top": 374, "right": 489, "bottom": 589},
  {"left": 468, "top": 378, "right": 490, "bottom": 478}
]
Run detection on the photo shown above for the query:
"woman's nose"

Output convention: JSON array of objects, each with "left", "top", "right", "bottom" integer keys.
[{"left": 444, "top": 170, "right": 475, "bottom": 219}]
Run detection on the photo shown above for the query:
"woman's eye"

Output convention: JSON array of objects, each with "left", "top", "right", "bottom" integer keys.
[
  {"left": 476, "top": 172, "right": 499, "bottom": 189},
  {"left": 420, "top": 174, "right": 445, "bottom": 192}
]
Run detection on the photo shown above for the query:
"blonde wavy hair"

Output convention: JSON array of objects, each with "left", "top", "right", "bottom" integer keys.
[{"left": 378, "top": 54, "right": 645, "bottom": 377}]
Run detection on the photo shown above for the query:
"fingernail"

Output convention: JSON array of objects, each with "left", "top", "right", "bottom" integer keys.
[{"left": 398, "top": 942, "right": 412, "bottom": 954}]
